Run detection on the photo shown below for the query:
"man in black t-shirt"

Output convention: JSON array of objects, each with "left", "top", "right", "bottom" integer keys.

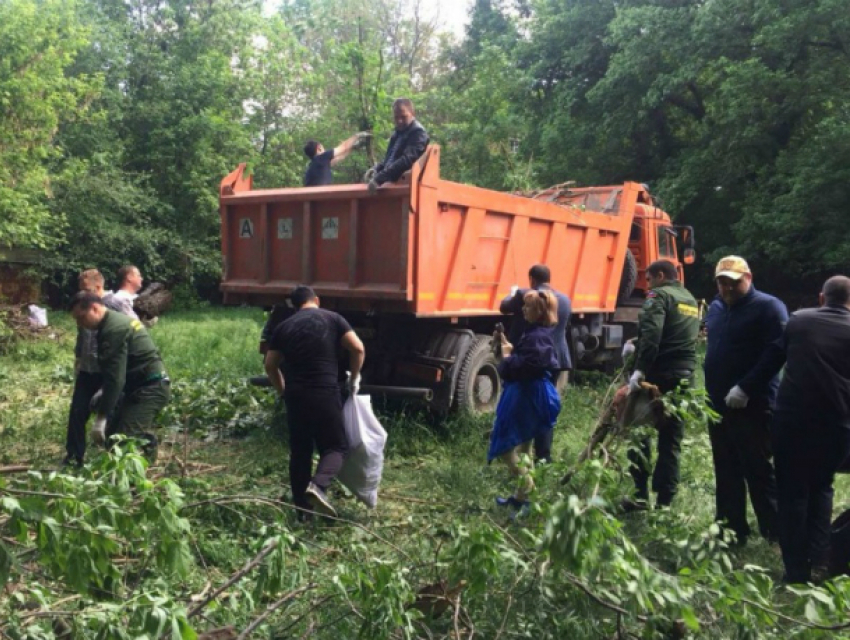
[
  {"left": 303, "top": 132, "right": 371, "bottom": 187},
  {"left": 264, "top": 286, "right": 365, "bottom": 518}
]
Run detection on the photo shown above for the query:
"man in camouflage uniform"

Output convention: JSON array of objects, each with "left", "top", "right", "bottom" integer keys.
[
  {"left": 64, "top": 269, "right": 132, "bottom": 467},
  {"left": 624, "top": 259, "right": 700, "bottom": 510},
  {"left": 70, "top": 291, "right": 170, "bottom": 461}
]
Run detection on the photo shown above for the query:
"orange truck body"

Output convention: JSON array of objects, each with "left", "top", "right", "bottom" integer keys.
[{"left": 220, "top": 146, "right": 692, "bottom": 412}]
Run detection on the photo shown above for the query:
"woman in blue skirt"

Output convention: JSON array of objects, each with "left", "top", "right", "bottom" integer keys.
[{"left": 489, "top": 290, "right": 562, "bottom": 508}]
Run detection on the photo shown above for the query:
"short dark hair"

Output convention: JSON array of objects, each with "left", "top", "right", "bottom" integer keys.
[
  {"left": 392, "top": 98, "right": 415, "bottom": 113},
  {"left": 290, "top": 285, "right": 318, "bottom": 308},
  {"left": 528, "top": 264, "right": 551, "bottom": 284},
  {"left": 647, "top": 260, "right": 679, "bottom": 281},
  {"left": 823, "top": 275, "right": 850, "bottom": 307},
  {"left": 304, "top": 140, "right": 320, "bottom": 159},
  {"left": 70, "top": 290, "right": 103, "bottom": 312},
  {"left": 117, "top": 265, "right": 138, "bottom": 286}
]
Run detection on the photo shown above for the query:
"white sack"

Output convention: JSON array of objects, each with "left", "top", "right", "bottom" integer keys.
[
  {"left": 337, "top": 395, "right": 387, "bottom": 509},
  {"left": 27, "top": 305, "right": 48, "bottom": 328}
]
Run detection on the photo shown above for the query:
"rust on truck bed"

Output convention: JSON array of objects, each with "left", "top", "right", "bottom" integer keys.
[{"left": 220, "top": 146, "right": 640, "bottom": 317}]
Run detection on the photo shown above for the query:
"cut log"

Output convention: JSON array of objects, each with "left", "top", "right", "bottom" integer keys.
[{"left": 134, "top": 283, "right": 172, "bottom": 319}]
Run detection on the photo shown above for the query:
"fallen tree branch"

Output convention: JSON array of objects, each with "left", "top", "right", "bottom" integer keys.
[
  {"left": 236, "top": 583, "right": 316, "bottom": 640},
  {"left": 188, "top": 539, "right": 280, "bottom": 618},
  {"left": 0, "top": 466, "right": 30, "bottom": 475},
  {"left": 182, "top": 495, "right": 415, "bottom": 561}
]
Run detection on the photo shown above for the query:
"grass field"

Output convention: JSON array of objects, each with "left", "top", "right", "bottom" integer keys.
[{"left": 2, "top": 307, "right": 850, "bottom": 638}]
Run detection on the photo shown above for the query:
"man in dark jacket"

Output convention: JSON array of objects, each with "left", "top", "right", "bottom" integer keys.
[
  {"left": 70, "top": 291, "right": 170, "bottom": 461},
  {"left": 625, "top": 260, "right": 700, "bottom": 510},
  {"left": 704, "top": 256, "right": 787, "bottom": 545},
  {"left": 500, "top": 264, "right": 572, "bottom": 461},
  {"left": 765, "top": 276, "right": 850, "bottom": 583},
  {"left": 366, "top": 98, "right": 428, "bottom": 194}
]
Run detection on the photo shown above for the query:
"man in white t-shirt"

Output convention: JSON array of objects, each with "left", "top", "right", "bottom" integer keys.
[{"left": 103, "top": 265, "right": 142, "bottom": 320}]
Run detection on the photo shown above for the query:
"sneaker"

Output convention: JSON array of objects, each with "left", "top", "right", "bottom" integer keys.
[
  {"left": 305, "top": 482, "right": 337, "bottom": 518},
  {"left": 620, "top": 497, "right": 649, "bottom": 513},
  {"left": 496, "top": 495, "right": 527, "bottom": 509}
]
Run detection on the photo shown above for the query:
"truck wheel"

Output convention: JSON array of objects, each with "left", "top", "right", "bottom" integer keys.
[
  {"left": 455, "top": 335, "right": 502, "bottom": 414},
  {"left": 618, "top": 249, "right": 638, "bottom": 302}
]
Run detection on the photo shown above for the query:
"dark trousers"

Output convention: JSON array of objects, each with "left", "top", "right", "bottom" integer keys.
[
  {"left": 628, "top": 375, "right": 688, "bottom": 506},
  {"left": 285, "top": 387, "right": 349, "bottom": 510},
  {"left": 66, "top": 371, "right": 103, "bottom": 464},
  {"left": 709, "top": 406, "right": 778, "bottom": 542},
  {"left": 534, "top": 429, "right": 554, "bottom": 462},
  {"left": 107, "top": 380, "right": 170, "bottom": 459},
  {"left": 773, "top": 415, "right": 850, "bottom": 582},
  {"left": 534, "top": 371, "right": 565, "bottom": 461}
]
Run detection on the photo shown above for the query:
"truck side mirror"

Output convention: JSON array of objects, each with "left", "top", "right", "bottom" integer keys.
[{"left": 683, "top": 248, "right": 696, "bottom": 265}]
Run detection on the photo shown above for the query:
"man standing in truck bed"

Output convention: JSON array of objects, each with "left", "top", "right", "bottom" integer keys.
[
  {"left": 366, "top": 98, "right": 429, "bottom": 194},
  {"left": 500, "top": 264, "right": 572, "bottom": 462},
  {"left": 624, "top": 259, "right": 700, "bottom": 511},
  {"left": 303, "top": 132, "right": 371, "bottom": 187}
]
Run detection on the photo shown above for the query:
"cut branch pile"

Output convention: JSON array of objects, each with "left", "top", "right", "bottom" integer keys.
[
  {"left": 562, "top": 377, "right": 662, "bottom": 486},
  {"left": 0, "top": 304, "right": 60, "bottom": 347}
]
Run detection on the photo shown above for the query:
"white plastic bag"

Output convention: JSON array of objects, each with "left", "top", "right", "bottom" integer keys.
[
  {"left": 337, "top": 395, "right": 387, "bottom": 509},
  {"left": 27, "top": 304, "right": 48, "bottom": 328}
]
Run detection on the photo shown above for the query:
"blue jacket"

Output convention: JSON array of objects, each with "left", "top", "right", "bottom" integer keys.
[
  {"left": 498, "top": 324, "right": 559, "bottom": 382},
  {"left": 704, "top": 286, "right": 789, "bottom": 412},
  {"left": 500, "top": 284, "right": 572, "bottom": 371}
]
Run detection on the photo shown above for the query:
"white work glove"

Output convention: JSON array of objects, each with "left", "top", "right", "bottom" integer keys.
[
  {"left": 89, "top": 388, "right": 104, "bottom": 412},
  {"left": 91, "top": 415, "right": 107, "bottom": 445},
  {"left": 354, "top": 131, "right": 372, "bottom": 149},
  {"left": 348, "top": 374, "right": 361, "bottom": 396},
  {"left": 621, "top": 341, "right": 636, "bottom": 359},
  {"left": 367, "top": 179, "right": 379, "bottom": 195},
  {"left": 724, "top": 385, "right": 749, "bottom": 409},
  {"left": 628, "top": 370, "right": 645, "bottom": 394}
]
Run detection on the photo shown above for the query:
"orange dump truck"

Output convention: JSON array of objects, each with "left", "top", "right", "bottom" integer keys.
[{"left": 220, "top": 146, "right": 695, "bottom": 412}]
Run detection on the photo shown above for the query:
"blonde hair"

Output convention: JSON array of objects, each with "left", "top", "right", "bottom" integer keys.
[
  {"left": 523, "top": 290, "right": 558, "bottom": 327},
  {"left": 78, "top": 269, "right": 104, "bottom": 292}
]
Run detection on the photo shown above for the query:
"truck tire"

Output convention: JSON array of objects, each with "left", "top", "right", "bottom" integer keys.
[
  {"left": 454, "top": 335, "right": 502, "bottom": 414},
  {"left": 618, "top": 249, "right": 638, "bottom": 302}
]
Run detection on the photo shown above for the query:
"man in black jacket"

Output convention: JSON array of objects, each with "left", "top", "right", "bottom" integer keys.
[
  {"left": 766, "top": 275, "right": 850, "bottom": 583},
  {"left": 703, "top": 256, "right": 787, "bottom": 545},
  {"left": 366, "top": 98, "right": 429, "bottom": 194}
]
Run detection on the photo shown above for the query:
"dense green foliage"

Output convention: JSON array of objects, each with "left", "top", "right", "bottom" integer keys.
[
  {"left": 1, "top": 0, "right": 847, "bottom": 300},
  {"left": 4, "top": 309, "right": 850, "bottom": 637}
]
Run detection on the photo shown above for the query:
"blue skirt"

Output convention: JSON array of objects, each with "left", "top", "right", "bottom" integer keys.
[{"left": 487, "top": 378, "right": 561, "bottom": 463}]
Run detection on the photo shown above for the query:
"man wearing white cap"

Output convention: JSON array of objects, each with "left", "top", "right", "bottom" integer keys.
[{"left": 704, "top": 256, "right": 788, "bottom": 546}]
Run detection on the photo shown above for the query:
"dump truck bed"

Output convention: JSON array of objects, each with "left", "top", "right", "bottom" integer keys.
[{"left": 220, "top": 146, "right": 639, "bottom": 316}]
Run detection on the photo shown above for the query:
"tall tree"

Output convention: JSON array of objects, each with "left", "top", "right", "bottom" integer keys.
[{"left": 0, "top": 0, "right": 97, "bottom": 250}]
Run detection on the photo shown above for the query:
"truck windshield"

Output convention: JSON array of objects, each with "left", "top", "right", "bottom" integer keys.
[{"left": 657, "top": 226, "right": 676, "bottom": 257}]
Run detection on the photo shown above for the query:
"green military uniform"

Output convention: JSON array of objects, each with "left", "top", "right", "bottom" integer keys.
[
  {"left": 629, "top": 280, "right": 700, "bottom": 506},
  {"left": 97, "top": 310, "right": 170, "bottom": 457}
]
